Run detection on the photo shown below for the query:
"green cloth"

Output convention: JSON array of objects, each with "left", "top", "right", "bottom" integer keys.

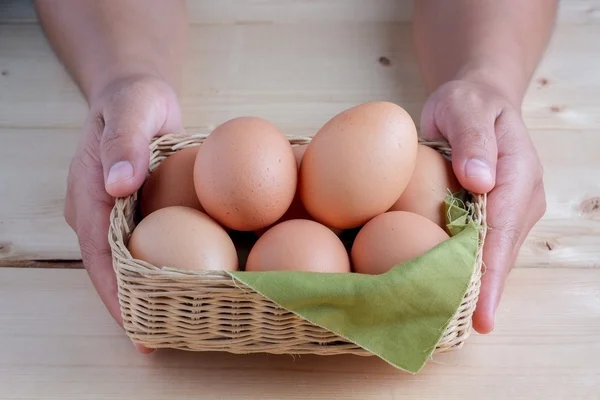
[{"left": 228, "top": 195, "right": 480, "bottom": 373}]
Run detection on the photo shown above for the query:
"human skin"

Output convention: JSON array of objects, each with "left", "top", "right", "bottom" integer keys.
[{"left": 413, "top": 0, "right": 558, "bottom": 334}]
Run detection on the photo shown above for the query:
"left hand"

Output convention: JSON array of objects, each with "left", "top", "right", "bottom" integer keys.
[
  {"left": 419, "top": 79, "right": 547, "bottom": 334},
  {"left": 64, "top": 74, "right": 184, "bottom": 352}
]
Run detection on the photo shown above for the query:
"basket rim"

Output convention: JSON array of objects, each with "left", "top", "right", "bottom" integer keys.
[{"left": 108, "top": 132, "right": 487, "bottom": 278}]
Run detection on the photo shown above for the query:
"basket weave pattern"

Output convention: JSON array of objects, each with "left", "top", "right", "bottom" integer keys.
[{"left": 109, "top": 134, "right": 487, "bottom": 356}]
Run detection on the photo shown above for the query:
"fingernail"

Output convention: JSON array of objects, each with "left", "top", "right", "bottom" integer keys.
[
  {"left": 107, "top": 161, "right": 134, "bottom": 185},
  {"left": 465, "top": 158, "right": 493, "bottom": 181}
]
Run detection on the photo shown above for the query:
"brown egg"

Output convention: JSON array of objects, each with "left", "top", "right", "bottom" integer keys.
[
  {"left": 254, "top": 144, "right": 343, "bottom": 237},
  {"left": 351, "top": 211, "right": 449, "bottom": 275},
  {"left": 246, "top": 219, "right": 351, "bottom": 273},
  {"left": 299, "top": 101, "right": 418, "bottom": 230},
  {"left": 389, "top": 144, "right": 462, "bottom": 229},
  {"left": 128, "top": 206, "right": 238, "bottom": 272},
  {"left": 279, "top": 144, "right": 312, "bottom": 221},
  {"left": 140, "top": 146, "right": 203, "bottom": 218},
  {"left": 194, "top": 117, "right": 297, "bottom": 231}
]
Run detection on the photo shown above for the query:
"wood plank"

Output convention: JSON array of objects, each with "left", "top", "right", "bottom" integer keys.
[
  {"left": 0, "top": 129, "right": 80, "bottom": 260},
  {"left": 0, "top": 267, "right": 598, "bottom": 399},
  {"left": 2, "top": 0, "right": 600, "bottom": 25},
  {"left": 1, "top": 128, "right": 598, "bottom": 268},
  {"left": 1, "top": 23, "right": 600, "bottom": 131},
  {"left": 518, "top": 130, "right": 600, "bottom": 268}
]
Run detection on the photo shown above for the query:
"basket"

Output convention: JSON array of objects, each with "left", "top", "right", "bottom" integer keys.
[{"left": 108, "top": 133, "right": 487, "bottom": 358}]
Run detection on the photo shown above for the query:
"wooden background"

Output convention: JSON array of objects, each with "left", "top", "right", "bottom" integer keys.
[{"left": 0, "top": 1, "right": 599, "bottom": 398}]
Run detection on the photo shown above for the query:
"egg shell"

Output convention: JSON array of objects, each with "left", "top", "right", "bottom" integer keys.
[
  {"left": 299, "top": 101, "right": 418, "bottom": 230},
  {"left": 389, "top": 144, "right": 462, "bottom": 229},
  {"left": 246, "top": 219, "right": 351, "bottom": 273},
  {"left": 193, "top": 117, "right": 297, "bottom": 231},
  {"left": 254, "top": 144, "right": 343, "bottom": 237},
  {"left": 279, "top": 144, "right": 312, "bottom": 222},
  {"left": 140, "top": 146, "right": 204, "bottom": 218},
  {"left": 128, "top": 206, "right": 238, "bottom": 272},
  {"left": 351, "top": 211, "right": 449, "bottom": 275}
]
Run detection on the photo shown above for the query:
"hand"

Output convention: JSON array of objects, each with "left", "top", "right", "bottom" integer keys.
[
  {"left": 64, "top": 74, "right": 184, "bottom": 351},
  {"left": 420, "top": 80, "right": 546, "bottom": 334}
]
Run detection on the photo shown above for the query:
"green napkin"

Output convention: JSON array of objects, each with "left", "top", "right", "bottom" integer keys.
[{"left": 228, "top": 195, "right": 480, "bottom": 373}]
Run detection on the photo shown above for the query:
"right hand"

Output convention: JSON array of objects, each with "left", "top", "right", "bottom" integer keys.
[{"left": 64, "top": 74, "right": 184, "bottom": 352}]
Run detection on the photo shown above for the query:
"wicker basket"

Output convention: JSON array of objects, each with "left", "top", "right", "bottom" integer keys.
[{"left": 108, "top": 133, "right": 487, "bottom": 357}]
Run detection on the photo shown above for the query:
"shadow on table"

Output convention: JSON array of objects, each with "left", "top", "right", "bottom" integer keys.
[{"left": 146, "top": 349, "right": 406, "bottom": 395}]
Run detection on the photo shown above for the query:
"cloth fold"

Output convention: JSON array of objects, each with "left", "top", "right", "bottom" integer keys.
[{"left": 228, "top": 195, "right": 480, "bottom": 373}]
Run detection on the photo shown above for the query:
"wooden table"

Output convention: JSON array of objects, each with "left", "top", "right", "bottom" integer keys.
[{"left": 1, "top": 1, "right": 599, "bottom": 398}]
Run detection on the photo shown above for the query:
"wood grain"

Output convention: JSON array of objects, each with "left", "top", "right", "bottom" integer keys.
[
  {"left": 518, "top": 130, "right": 600, "bottom": 268},
  {"left": 1, "top": 23, "right": 600, "bottom": 131},
  {"left": 2, "top": 0, "right": 600, "bottom": 25},
  {"left": 0, "top": 129, "right": 79, "bottom": 260},
  {"left": 1, "top": 2, "right": 599, "bottom": 397},
  {"left": 0, "top": 267, "right": 598, "bottom": 399}
]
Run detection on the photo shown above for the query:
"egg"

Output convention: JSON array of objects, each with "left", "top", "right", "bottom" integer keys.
[
  {"left": 140, "top": 146, "right": 203, "bottom": 218},
  {"left": 351, "top": 211, "right": 449, "bottom": 275},
  {"left": 299, "top": 101, "right": 418, "bottom": 230},
  {"left": 389, "top": 144, "right": 462, "bottom": 229},
  {"left": 128, "top": 206, "right": 238, "bottom": 272},
  {"left": 246, "top": 219, "right": 351, "bottom": 273},
  {"left": 278, "top": 144, "right": 312, "bottom": 222},
  {"left": 193, "top": 117, "right": 297, "bottom": 231},
  {"left": 254, "top": 144, "right": 343, "bottom": 237}
]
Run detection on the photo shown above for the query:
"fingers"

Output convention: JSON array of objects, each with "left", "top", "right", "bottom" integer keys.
[
  {"left": 99, "top": 81, "right": 183, "bottom": 198},
  {"left": 420, "top": 82, "right": 499, "bottom": 194},
  {"left": 66, "top": 78, "right": 183, "bottom": 354},
  {"left": 77, "top": 205, "right": 123, "bottom": 326},
  {"left": 66, "top": 115, "right": 157, "bottom": 354},
  {"left": 420, "top": 83, "right": 546, "bottom": 334},
  {"left": 472, "top": 113, "right": 544, "bottom": 334},
  {"left": 77, "top": 201, "right": 155, "bottom": 354}
]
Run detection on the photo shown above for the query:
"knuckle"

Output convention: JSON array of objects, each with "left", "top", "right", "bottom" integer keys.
[
  {"left": 78, "top": 235, "right": 99, "bottom": 263},
  {"left": 67, "top": 149, "right": 105, "bottom": 201},
  {"left": 101, "top": 129, "right": 133, "bottom": 158},
  {"left": 497, "top": 130, "right": 524, "bottom": 155},
  {"left": 84, "top": 112, "right": 105, "bottom": 143},
  {"left": 464, "top": 127, "right": 494, "bottom": 153},
  {"left": 489, "top": 209, "right": 523, "bottom": 251},
  {"left": 79, "top": 240, "right": 100, "bottom": 272},
  {"left": 495, "top": 108, "right": 529, "bottom": 151},
  {"left": 433, "top": 82, "right": 498, "bottom": 151},
  {"left": 63, "top": 198, "right": 75, "bottom": 229},
  {"left": 536, "top": 162, "right": 545, "bottom": 182},
  {"left": 536, "top": 185, "right": 548, "bottom": 220},
  {"left": 101, "top": 128, "right": 123, "bottom": 149},
  {"left": 539, "top": 198, "right": 547, "bottom": 220},
  {"left": 493, "top": 224, "right": 523, "bottom": 253},
  {"left": 77, "top": 226, "right": 111, "bottom": 272}
]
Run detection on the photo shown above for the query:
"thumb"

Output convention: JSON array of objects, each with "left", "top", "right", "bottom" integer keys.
[
  {"left": 100, "top": 97, "right": 183, "bottom": 198},
  {"left": 421, "top": 93, "right": 499, "bottom": 195}
]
